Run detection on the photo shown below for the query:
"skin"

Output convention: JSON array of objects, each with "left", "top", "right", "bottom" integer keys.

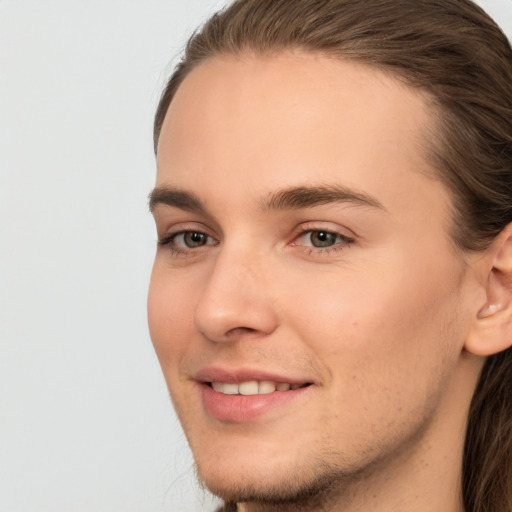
[{"left": 148, "top": 53, "right": 488, "bottom": 511}]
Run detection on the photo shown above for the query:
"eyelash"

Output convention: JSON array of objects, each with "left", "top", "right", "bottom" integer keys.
[
  {"left": 291, "top": 227, "right": 355, "bottom": 255},
  {"left": 157, "top": 230, "right": 218, "bottom": 256},
  {"left": 157, "top": 227, "right": 354, "bottom": 257}
]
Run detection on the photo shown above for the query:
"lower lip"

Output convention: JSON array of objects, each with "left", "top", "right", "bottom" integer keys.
[{"left": 201, "top": 384, "right": 311, "bottom": 422}]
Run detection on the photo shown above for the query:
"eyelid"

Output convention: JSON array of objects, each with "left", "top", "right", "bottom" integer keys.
[
  {"left": 156, "top": 221, "right": 355, "bottom": 257},
  {"left": 289, "top": 223, "right": 356, "bottom": 254},
  {"left": 157, "top": 221, "right": 214, "bottom": 240},
  {"left": 157, "top": 222, "right": 219, "bottom": 253},
  {"left": 291, "top": 222, "right": 356, "bottom": 242}
]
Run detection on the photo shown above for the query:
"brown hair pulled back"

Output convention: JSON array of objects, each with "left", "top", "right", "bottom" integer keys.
[{"left": 153, "top": 2, "right": 512, "bottom": 510}]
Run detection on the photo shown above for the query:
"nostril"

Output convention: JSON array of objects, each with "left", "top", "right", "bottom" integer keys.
[{"left": 227, "top": 326, "right": 257, "bottom": 335}]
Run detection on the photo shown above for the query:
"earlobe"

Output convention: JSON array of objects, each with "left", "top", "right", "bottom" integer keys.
[{"left": 465, "top": 227, "right": 512, "bottom": 357}]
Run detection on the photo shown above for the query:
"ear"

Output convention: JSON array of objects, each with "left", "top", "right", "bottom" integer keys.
[{"left": 465, "top": 224, "right": 512, "bottom": 356}]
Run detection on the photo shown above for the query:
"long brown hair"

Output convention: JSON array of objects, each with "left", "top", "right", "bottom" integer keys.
[{"left": 154, "top": 1, "right": 512, "bottom": 510}]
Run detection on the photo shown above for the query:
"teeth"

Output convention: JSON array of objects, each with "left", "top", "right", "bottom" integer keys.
[
  {"left": 239, "top": 381, "right": 259, "bottom": 395},
  {"left": 259, "top": 381, "right": 277, "bottom": 394},
  {"left": 210, "top": 380, "right": 304, "bottom": 395},
  {"left": 212, "top": 382, "right": 223, "bottom": 392},
  {"left": 222, "top": 383, "right": 239, "bottom": 395}
]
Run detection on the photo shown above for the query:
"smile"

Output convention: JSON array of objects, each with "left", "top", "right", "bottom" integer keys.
[
  {"left": 210, "top": 380, "right": 310, "bottom": 395},
  {"left": 200, "top": 377, "right": 314, "bottom": 422}
]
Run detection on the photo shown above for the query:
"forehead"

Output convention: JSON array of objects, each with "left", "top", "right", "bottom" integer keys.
[{"left": 156, "top": 52, "right": 446, "bottom": 222}]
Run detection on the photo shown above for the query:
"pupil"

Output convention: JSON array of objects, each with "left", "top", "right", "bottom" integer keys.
[
  {"left": 311, "top": 231, "right": 335, "bottom": 247},
  {"left": 185, "top": 232, "right": 206, "bottom": 247}
]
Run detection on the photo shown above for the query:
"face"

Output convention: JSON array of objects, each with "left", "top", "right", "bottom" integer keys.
[{"left": 148, "top": 53, "right": 475, "bottom": 505}]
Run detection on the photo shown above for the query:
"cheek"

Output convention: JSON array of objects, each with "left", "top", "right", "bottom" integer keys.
[
  {"left": 282, "top": 253, "right": 465, "bottom": 396},
  {"left": 147, "top": 265, "right": 197, "bottom": 369},
  {"left": 283, "top": 265, "right": 465, "bottom": 453},
  {"left": 147, "top": 266, "right": 204, "bottom": 428}
]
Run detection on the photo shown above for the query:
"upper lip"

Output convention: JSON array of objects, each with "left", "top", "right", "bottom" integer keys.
[{"left": 195, "top": 366, "right": 314, "bottom": 385}]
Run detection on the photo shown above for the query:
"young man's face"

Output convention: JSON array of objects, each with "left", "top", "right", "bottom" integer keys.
[{"left": 148, "top": 53, "right": 480, "bottom": 505}]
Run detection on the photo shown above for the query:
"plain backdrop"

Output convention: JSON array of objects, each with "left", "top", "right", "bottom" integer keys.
[{"left": 0, "top": 1, "right": 511, "bottom": 511}]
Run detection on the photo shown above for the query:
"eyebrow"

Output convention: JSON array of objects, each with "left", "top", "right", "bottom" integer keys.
[
  {"left": 149, "top": 187, "right": 206, "bottom": 213},
  {"left": 261, "top": 185, "right": 386, "bottom": 212},
  {"left": 148, "top": 184, "right": 385, "bottom": 213}
]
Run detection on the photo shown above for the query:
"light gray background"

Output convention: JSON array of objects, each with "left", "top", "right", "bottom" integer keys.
[{"left": 1, "top": 1, "right": 510, "bottom": 511}]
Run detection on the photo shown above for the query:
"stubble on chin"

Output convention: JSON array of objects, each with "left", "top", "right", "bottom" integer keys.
[
  {"left": 194, "top": 452, "right": 374, "bottom": 512},
  {"left": 193, "top": 408, "right": 441, "bottom": 512}
]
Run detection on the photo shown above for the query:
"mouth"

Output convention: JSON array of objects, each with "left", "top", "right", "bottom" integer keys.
[
  {"left": 197, "top": 371, "right": 314, "bottom": 422},
  {"left": 208, "top": 380, "right": 312, "bottom": 395}
]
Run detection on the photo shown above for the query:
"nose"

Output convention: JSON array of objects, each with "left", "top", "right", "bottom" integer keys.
[{"left": 193, "top": 245, "right": 279, "bottom": 343}]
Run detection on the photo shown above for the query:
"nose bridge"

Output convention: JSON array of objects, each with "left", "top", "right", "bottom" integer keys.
[{"left": 193, "top": 240, "right": 278, "bottom": 342}]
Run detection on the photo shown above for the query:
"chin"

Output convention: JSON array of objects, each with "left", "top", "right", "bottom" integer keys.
[
  {"left": 200, "top": 468, "right": 352, "bottom": 508},
  {"left": 194, "top": 445, "right": 354, "bottom": 506}
]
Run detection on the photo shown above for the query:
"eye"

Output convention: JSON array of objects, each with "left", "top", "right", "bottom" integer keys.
[
  {"left": 292, "top": 229, "right": 354, "bottom": 251},
  {"left": 307, "top": 231, "right": 340, "bottom": 248},
  {"left": 176, "top": 231, "right": 210, "bottom": 248},
  {"left": 158, "top": 230, "right": 217, "bottom": 253}
]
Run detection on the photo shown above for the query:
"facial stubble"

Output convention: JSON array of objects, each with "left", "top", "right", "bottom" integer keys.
[{"left": 194, "top": 402, "right": 442, "bottom": 512}]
